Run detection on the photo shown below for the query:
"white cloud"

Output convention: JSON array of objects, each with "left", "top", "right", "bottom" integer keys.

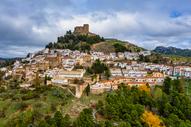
[
  {"left": 1, "top": 0, "right": 191, "bottom": 57},
  {"left": 56, "top": 11, "right": 191, "bottom": 49},
  {"left": 0, "top": 45, "right": 42, "bottom": 58}
]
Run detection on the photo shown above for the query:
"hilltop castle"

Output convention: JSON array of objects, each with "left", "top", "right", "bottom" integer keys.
[{"left": 73, "top": 24, "right": 96, "bottom": 36}]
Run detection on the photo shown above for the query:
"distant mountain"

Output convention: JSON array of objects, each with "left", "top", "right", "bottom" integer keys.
[
  {"left": 0, "top": 57, "right": 22, "bottom": 68},
  {"left": 0, "top": 58, "right": 8, "bottom": 63},
  {"left": 153, "top": 46, "right": 191, "bottom": 57},
  {"left": 0, "top": 58, "right": 7, "bottom": 60},
  {"left": 0, "top": 57, "right": 21, "bottom": 61}
]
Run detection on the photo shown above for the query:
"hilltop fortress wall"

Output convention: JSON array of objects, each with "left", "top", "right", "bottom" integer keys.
[
  {"left": 74, "top": 24, "right": 89, "bottom": 34},
  {"left": 73, "top": 24, "right": 96, "bottom": 36}
]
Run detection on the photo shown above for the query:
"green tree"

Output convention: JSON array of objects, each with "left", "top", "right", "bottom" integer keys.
[
  {"left": 96, "top": 100, "right": 104, "bottom": 112},
  {"left": 62, "top": 114, "right": 72, "bottom": 127},
  {"left": 91, "top": 59, "right": 110, "bottom": 80},
  {"left": 105, "top": 121, "right": 113, "bottom": 127},
  {"left": 164, "top": 114, "right": 182, "bottom": 127},
  {"left": 104, "top": 69, "right": 111, "bottom": 80},
  {"left": 52, "top": 111, "right": 71, "bottom": 127},
  {"left": 178, "top": 77, "right": 185, "bottom": 93},
  {"left": 74, "top": 108, "right": 95, "bottom": 127},
  {"left": 38, "top": 120, "right": 49, "bottom": 127},
  {"left": 163, "top": 77, "right": 172, "bottom": 94},
  {"left": 118, "top": 122, "right": 131, "bottom": 127},
  {"left": 173, "top": 79, "right": 180, "bottom": 92},
  {"left": 91, "top": 59, "right": 105, "bottom": 75},
  {"left": 113, "top": 43, "right": 128, "bottom": 52},
  {"left": 54, "top": 111, "right": 63, "bottom": 127}
]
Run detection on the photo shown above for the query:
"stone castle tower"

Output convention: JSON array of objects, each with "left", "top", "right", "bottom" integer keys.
[
  {"left": 74, "top": 24, "right": 89, "bottom": 35},
  {"left": 73, "top": 24, "right": 96, "bottom": 36}
]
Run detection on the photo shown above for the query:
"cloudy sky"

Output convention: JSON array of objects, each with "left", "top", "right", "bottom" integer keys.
[{"left": 0, "top": 0, "right": 191, "bottom": 57}]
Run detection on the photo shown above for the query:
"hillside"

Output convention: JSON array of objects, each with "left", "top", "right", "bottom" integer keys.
[
  {"left": 0, "top": 83, "right": 106, "bottom": 126},
  {"left": 91, "top": 39, "right": 144, "bottom": 53},
  {"left": 45, "top": 31, "right": 144, "bottom": 53},
  {"left": 2, "top": 79, "right": 190, "bottom": 126},
  {"left": 154, "top": 46, "right": 191, "bottom": 57}
]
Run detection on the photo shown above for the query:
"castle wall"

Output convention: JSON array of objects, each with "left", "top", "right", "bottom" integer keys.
[{"left": 74, "top": 24, "right": 89, "bottom": 35}]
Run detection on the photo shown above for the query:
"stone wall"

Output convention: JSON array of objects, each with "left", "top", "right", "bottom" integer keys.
[{"left": 74, "top": 24, "right": 89, "bottom": 35}]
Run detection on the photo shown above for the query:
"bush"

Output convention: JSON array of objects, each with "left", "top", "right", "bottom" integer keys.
[
  {"left": 0, "top": 110, "right": 5, "bottom": 118},
  {"left": 46, "top": 31, "right": 104, "bottom": 50},
  {"left": 14, "top": 101, "right": 28, "bottom": 111},
  {"left": 21, "top": 92, "right": 40, "bottom": 100},
  {"left": 113, "top": 43, "right": 128, "bottom": 52},
  {"left": 34, "top": 102, "right": 43, "bottom": 109}
]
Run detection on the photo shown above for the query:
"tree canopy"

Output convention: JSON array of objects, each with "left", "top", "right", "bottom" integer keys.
[{"left": 46, "top": 31, "right": 104, "bottom": 51}]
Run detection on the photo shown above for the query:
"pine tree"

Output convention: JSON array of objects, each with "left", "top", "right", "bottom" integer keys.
[
  {"left": 163, "top": 77, "right": 171, "bottom": 94},
  {"left": 178, "top": 77, "right": 185, "bottom": 93}
]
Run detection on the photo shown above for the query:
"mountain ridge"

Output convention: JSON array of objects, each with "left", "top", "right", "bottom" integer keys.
[{"left": 153, "top": 46, "right": 191, "bottom": 57}]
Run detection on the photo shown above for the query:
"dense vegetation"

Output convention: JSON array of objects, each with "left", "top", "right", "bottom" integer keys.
[
  {"left": 163, "top": 54, "right": 191, "bottom": 65},
  {"left": 33, "top": 77, "right": 191, "bottom": 127},
  {"left": 0, "top": 82, "right": 74, "bottom": 127},
  {"left": 46, "top": 31, "right": 104, "bottom": 52},
  {"left": 1, "top": 68, "right": 191, "bottom": 127},
  {"left": 139, "top": 53, "right": 170, "bottom": 64},
  {"left": 154, "top": 46, "right": 191, "bottom": 57},
  {"left": 68, "top": 77, "right": 191, "bottom": 127},
  {"left": 139, "top": 52, "right": 191, "bottom": 65},
  {"left": 86, "top": 59, "right": 111, "bottom": 80},
  {"left": 113, "top": 43, "right": 130, "bottom": 52}
]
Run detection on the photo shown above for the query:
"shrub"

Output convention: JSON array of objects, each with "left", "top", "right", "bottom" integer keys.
[
  {"left": 21, "top": 92, "right": 40, "bottom": 100},
  {"left": 14, "top": 101, "right": 28, "bottom": 111},
  {"left": 0, "top": 110, "right": 5, "bottom": 118}
]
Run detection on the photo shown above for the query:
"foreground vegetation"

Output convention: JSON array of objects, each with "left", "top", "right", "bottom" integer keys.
[
  {"left": 1, "top": 69, "right": 191, "bottom": 126},
  {"left": 26, "top": 77, "right": 191, "bottom": 127},
  {"left": 0, "top": 71, "right": 106, "bottom": 126},
  {"left": 1, "top": 77, "right": 189, "bottom": 126},
  {"left": 0, "top": 85, "right": 74, "bottom": 126}
]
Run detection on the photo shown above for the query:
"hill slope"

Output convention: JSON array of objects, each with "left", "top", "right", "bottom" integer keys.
[
  {"left": 91, "top": 39, "right": 144, "bottom": 53},
  {"left": 45, "top": 31, "right": 144, "bottom": 53}
]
